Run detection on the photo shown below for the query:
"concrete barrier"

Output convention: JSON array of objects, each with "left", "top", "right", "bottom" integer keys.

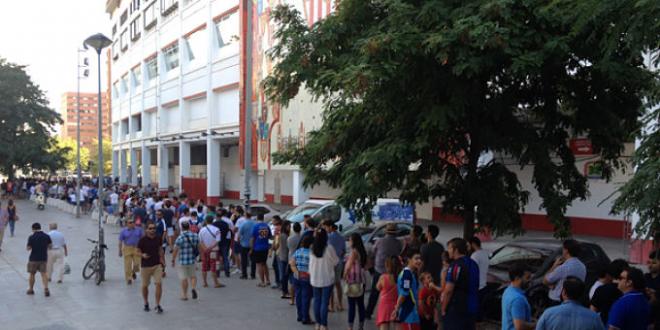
[{"left": 32, "top": 198, "right": 120, "bottom": 227}]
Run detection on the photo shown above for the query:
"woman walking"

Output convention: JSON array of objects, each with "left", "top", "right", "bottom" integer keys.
[
  {"left": 7, "top": 199, "right": 17, "bottom": 237},
  {"left": 344, "top": 233, "right": 368, "bottom": 330},
  {"left": 310, "top": 229, "right": 339, "bottom": 330}
]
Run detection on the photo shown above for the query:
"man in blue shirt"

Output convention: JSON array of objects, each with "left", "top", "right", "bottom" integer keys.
[
  {"left": 251, "top": 214, "right": 272, "bottom": 287},
  {"left": 238, "top": 212, "right": 256, "bottom": 279},
  {"left": 501, "top": 263, "right": 534, "bottom": 330},
  {"left": 441, "top": 237, "right": 479, "bottom": 330},
  {"left": 536, "top": 277, "right": 603, "bottom": 330},
  {"left": 607, "top": 267, "right": 650, "bottom": 330},
  {"left": 543, "top": 240, "right": 586, "bottom": 305}
]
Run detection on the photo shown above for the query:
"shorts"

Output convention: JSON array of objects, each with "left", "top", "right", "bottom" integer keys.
[
  {"left": 201, "top": 248, "right": 218, "bottom": 273},
  {"left": 251, "top": 250, "right": 268, "bottom": 264},
  {"left": 141, "top": 265, "right": 163, "bottom": 287},
  {"left": 334, "top": 263, "right": 344, "bottom": 284},
  {"left": 27, "top": 261, "right": 47, "bottom": 274},
  {"left": 233, "top": 244, "right": 242, "bottom": 254},
  {"left": 167, "top": 227, "right": 174, "bottom": 237},
  {"left": 177, "top": 264, "right": 196, "bottom": 279}
]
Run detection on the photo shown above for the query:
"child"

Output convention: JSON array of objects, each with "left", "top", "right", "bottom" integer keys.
[
  {"left": 393, "top": 249, "right": 423, "bottom": 330},
  {"left": 419, "top": 272, "right": 442, "bottom": 330},
  {"left": 377, "top": 256, "right": 402, "bottom": 330}
]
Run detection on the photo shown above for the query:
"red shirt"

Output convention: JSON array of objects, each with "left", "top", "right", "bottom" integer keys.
[{"left": 418, "top": 287, "right": 438, "bottom": 318}]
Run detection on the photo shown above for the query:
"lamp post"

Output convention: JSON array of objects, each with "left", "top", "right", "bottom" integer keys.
[
  {"left": 243, "top": 0, "right": 254, "bottom": 212},
  {"left": 76, "top": 47, "right": 90, "bottom": 218},
  {"left": 84, "top": 33, "right": 112, "bottom": 284}
]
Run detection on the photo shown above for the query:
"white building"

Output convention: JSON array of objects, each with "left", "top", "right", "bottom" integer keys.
[{"left": 107, "top": 0, "right": 244, "bottom": 205}]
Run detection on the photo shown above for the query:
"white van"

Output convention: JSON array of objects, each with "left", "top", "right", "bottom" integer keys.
[{"left": 282, "top": 198, "right": 414, "bottom": 230}]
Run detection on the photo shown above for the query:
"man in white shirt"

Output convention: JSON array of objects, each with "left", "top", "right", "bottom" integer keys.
[
  {"left": 198, "top": 217, "right": 222, "bottom": 288},
  {"left": 177, "top": 209, "right": 193, "bottom": 233},
  {"left": 47, "top": 223, "right": 68, "bottom": 284},
  {"left": 110, "top": 191, "right": 119, "bottom": 215},
  {"left": 469, "top": 236, "right": 490, "bottom": 321}
]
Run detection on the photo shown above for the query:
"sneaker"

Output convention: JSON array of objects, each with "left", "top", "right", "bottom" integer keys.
[
  {"left": 144, "top": 304, "right": 150, "bottom": 312},
  {"left": 192, "top": 289, "right": 198, "bottom": 300},
  {"left": 232, "top": 269, "right": 241, "bottom": 275},
  {"left": 155, "top": 305, "right": 163, "bottom": 314},
  {"left": 44, "top": 289, "right": 50, "bottom": 297}
]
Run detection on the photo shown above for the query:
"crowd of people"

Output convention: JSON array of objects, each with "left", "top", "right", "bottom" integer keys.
[{"left": 1, "top": 177, "right": 659, "bottom": 330}]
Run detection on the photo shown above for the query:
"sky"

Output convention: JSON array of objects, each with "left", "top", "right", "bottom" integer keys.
[{"left": 0, "top": 0, "right": 110, "bottom": 111}]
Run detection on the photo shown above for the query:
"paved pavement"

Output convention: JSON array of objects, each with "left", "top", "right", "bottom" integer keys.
[{"left": 0, "top": 200, "right": 381, "bottom": 330}]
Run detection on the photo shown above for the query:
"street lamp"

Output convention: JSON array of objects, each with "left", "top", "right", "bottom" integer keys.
[
  {"left": 84, "top": 33, "right": 112, "bottom": 284},
  {"left": 76, "top": 47, "right": 90, "bottom": 218},
  {"left": 243, "top": 0, "right": 254, "bottom": 212}
]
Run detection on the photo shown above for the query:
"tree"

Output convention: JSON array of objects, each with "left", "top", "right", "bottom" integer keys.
[
  {"left": 612, "top": 105, "right": 660, "bottom": 239},
  {"left": 0, "top": 58, "right": 67, "bottom": 177},
  {"left": 52, "top": 137, "right": 91, "bottom": 172},
  {"left": 265, "top": 0, "right": 660, "bottom": 238},
  {"left": 88, "top": 138, "right": 112, "bottom": 175}
]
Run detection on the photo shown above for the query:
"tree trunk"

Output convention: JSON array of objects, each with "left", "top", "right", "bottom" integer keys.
[
  {"left": 463, "top": 204, "right": 475, "bottom": 239},
  {"left": 462, "top": 135, "right": 482, "bottom": 240}
]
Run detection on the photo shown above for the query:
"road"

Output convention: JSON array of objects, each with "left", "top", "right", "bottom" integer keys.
[{"left": 0, "top": 200, "right": 387, "bottom": 330}]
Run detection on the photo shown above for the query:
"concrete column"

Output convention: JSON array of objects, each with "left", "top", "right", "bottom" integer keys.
[
  {"left": 130, "top": 147, "right": 138, "bottom": 185},
  {"left": 206, "top": 138, "right": 221, "bottom": 204},
  {"left": 119, "top": 149, "right": 128, "bottom": 183},
  {"left": 158, "top": 143, "right": 169, "bottom": 192},
  {"left": 112, "top": 150, "right": 119, "bottom": 179},
  {"left": 179, "top": 141, "right": 191, "bottom": 190},
  {"left": 292, "top": 170, "right": 309, "bottom": 206},
  {"left": 141, "top": 143, "right": 151, "bottom": 186}
]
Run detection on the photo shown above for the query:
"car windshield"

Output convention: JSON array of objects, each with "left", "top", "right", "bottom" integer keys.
[
  {"left": 490, "top": 245, "right": 545, "bottom": 271},
  {"left": 285, "top": 203, "right": 322, "bottom": 222}
]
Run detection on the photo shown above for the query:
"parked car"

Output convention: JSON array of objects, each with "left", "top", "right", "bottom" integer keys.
[
  {"left": 341, "top": 222, "right": 413, "bottom": 259},
  {"left": 248, "top": 203, "right": 281, "bottom": 221},
  {"left": 482, "top": 239, "right": 611, "bottom": 320}
]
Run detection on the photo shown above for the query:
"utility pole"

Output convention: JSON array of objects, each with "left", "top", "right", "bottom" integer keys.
[{"left": 243, "top": 0, "right": 253, "bottom": 212}]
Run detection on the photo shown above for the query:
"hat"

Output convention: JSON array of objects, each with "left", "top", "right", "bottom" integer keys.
[{"left": 385, "top": 223, "right": 397, "bottom": 234}]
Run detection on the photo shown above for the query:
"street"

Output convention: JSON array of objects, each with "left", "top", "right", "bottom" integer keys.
[{"left": 0, "top": 200, "right": 378, "bottom": 330}]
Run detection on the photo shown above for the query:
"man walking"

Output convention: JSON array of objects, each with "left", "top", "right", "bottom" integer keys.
[
  {"left": 501, "top": 263, "right": 534, "bottom": 330},
  {"left": 441, "top": 237, "right": 479, "bottom": 330},
  {"left": 199, "top": 216, "right": 223, "bottom": 288},
  {"left": 366, "top": 223, "right": 403, "bottom": 319},
  {"left": 46, "top": 223, "right": 68, "bottom": 284},
  {"left": 543, "top": 239, "right": 586, "bottom": 305},
  {"left": 251, "top": 214, "right": 272, "bottom": 287},
  {"left": 138, "top": 223, "right": 165, "bottom": 314},
  {"left": 172, "top": 221, "right": 200, "bottom": 300},
  {"left": 119, "top": 219, "right": 144, "bottom": 285},
  {"left": 237, "top": 212, "right": 255, "bottom": 279},
  {"left": 536, "top": 277, "right": 603, "bottom": 330},
  {"left": 27, "top": 222, "right": 52, "bottom": 296}
]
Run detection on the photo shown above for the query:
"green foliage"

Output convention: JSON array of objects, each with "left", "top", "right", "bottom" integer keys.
[
  {"left": 89, "top": 138, "right": 112, "bottom": 175},
  {"left": 52, "top": 137, "right": 91, "bottom": 172},
  {"left": 613, "top": 107, "right": 660, "bottom": 238},
  {"left": 0, "top": 58, "right": 66, "bottom": 177},
  {"left": 265, "top": 0, "right": 660, "bottom": 238}
]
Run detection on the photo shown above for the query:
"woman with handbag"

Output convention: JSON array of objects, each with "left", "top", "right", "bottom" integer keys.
[
  {"left": 310, "top": 229, "right": 339, "bottom": 330},
  {"left": 344, "top": 233, "right": 368, "bottom": 330},
  {"left": 7, "top": 199, "right": 17, "bottom": 237}
]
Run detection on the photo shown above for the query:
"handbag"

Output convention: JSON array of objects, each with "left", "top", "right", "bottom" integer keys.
[
  {"left": 344, "top": 282, "right": 364, "bottom": 298},
  {"left": 183, "top": 233, "right": 199, "bottom": 259}
]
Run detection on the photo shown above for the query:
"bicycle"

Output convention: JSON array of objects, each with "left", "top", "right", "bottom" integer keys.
[{"left": 82, "top": 238, "right": 107, "bottom": 285}]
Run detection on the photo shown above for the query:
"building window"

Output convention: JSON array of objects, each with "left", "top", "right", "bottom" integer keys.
[
  {"left": 160, "top": 0, "right": 178, "bottom": 16},
  {"left": 130, "top": 0, "right": 141, "bottom": 14},
  {"left": 132, "top": 66, "right": 142, "bottom": 87},
  {"left": 185, "top": 29, "right": 206, "bottom": 65},
  {"left": 144, "top": 1, "right": 157, "bottom": 30},
  {"left": 121, "top": 75, "right": 129, "bottom": 94},
  {"left": 145, "top": 57, "right": 158, "bottom": 80},
  {"left": 120, "top": 29, "right": 129, "bottom": 51},
  {"left": 120, "top": 9, "right": 128, "bottom": 26},
  {"left": 130, "top": 16, "right": 141, "bottom": 41},
  {"left": 112, "top": 40, "right": 119, "bottom": 60},
  {"left": 112, "top": 82, "right": 119, "bottom": 99},
  {"left": 163, "top": 43, "right": 179, "bottom": 72},
  {"left": 215, "top": 11, "right": 239, "bottom": 48},
  {"left": 112, "top": 24, "right": 117, "bottom": 37}
]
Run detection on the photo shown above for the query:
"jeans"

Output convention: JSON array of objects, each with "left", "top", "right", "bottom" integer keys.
[
  {"left": 348, "top": 295, "right": 365, "bottom": 327},
  {"left": 278, "top": 259, "right": 289, "bottom": 295},
  {"left": 295, "top": 278, "right": 313, "bottom": 322},
  {"left": 365, "top": 271, "right": 381, "bottom": 317},
  {"left": 8, "top": 220, "right": 15, "bottom": 236},
  {"left": 240, "top": 245, "right": 256, "bottom": 278},
  {"left": 313, "top": 285, "right": 333, "bottom": 326},
  {"left": 272, "top": 256, "right": 281, "bottom": 285},
  {"left": 218, "top": 243, "right": 230, "bottom": 277}
]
